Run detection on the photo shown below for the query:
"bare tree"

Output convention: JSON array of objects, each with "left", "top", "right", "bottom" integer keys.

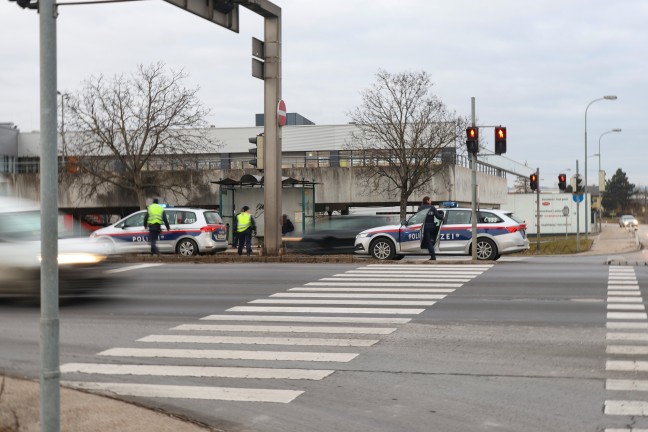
[
  {"left": 63, "top": 62, "right": 220, "bottom": 209},
  {"left": 347, "top": 69, "right": 467, "bottom": 219}
]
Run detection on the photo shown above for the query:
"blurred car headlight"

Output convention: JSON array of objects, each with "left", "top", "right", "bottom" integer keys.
[
  {"left": 356, "top": 232, "right": 369, "bottom": 238},
  {"left": 38, "top": 253, "right": 107, "bottom": 265}
]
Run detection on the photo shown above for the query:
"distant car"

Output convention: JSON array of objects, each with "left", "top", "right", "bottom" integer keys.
[
  {"left": 0, "top": 196, "right": 110, "bottom": 299},
  {"left": 287, "top": 215, "right": 394, "bottom": 255},
  {"left": 91, "top": 207, "right": 228, "bottom": 256},
  {"left": 619, "top": 215, "right": 639, "bottom": 228},
  {"left": 354, "top": 206, "right": 529, "bottom": 261}
]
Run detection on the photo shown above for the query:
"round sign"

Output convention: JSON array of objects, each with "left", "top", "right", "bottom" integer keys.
[
  {"left": 562, "top": 206, "right": 570, "bottom": 216},
  {"left": 277, "top": 100, "right": 287, "bottom": 126}
]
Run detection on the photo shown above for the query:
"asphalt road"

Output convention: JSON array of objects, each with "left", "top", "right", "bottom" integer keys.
[{"left": 2, "top": 257, "right": 648, "bottom": 431}]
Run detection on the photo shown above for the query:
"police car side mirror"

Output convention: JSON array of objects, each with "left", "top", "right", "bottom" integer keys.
[{"left": 401, "top": 219, "right": 407, "bottom": 226}]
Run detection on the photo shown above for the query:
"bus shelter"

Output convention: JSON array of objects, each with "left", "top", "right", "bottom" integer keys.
[{"left": 211, "top": 175, "right": 317, "bottom": 243}]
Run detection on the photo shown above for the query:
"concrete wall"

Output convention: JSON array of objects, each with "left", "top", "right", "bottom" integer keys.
[{"left": 2, "top": 163, "right": 508, "bottom": 211}]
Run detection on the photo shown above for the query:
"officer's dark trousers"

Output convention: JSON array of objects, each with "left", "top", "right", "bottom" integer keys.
[
  {"left": 422, "top": 224, "right": 436, "bottom": 259},
  {"left": 236, "top": 229, "right": 253, "bottom": 256},
  {"left": 149, "top": 224, "right": 161, "bottom": 255}
]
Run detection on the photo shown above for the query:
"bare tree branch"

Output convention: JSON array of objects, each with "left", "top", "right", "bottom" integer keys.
[
  {"left": 347, "top": 69, "right": 468, "bottom": 219},
  {"left": 62, "top": 62, "right": 221, "bottom": 209}
]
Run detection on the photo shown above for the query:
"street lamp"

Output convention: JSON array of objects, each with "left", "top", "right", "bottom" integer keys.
[
  {"left": 584, "top": 95, "right": 617, "bottom": 242},
  {"left": 598, "top": 128, "right": 622, "bottom": 175}
]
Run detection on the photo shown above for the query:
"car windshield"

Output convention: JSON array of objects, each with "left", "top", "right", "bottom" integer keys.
[{"left": 0, "top": 210, "right": 87, "bottom": 241}]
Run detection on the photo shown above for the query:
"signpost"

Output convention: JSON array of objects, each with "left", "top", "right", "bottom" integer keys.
[
  {"left": 562, "top": 205, "right": 570, "bottom": 239},
  {"left": 277, "top": 99, "right": 286, "bottom": 126}
]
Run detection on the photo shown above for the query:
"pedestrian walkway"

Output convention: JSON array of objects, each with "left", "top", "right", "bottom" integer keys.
[{"left": 586, "top": 223, "right": 642, "bottom": 256}]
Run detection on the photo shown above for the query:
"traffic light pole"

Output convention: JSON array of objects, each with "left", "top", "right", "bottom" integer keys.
[
  {"left": 535, "top": 168, "right": 540, "bottom": 254},
  {"left": 470, "top": 98, "right": 477, "bottom": 261},
  {"left": 576, "top": 160, "right": 580, "bottom": 252},
  {"left": 39, "top": 0, "right": 61, "bottom": 430}
]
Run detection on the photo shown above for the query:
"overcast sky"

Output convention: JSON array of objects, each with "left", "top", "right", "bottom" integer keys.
[{"left": 1, "top": 0, "right": 646, "bottom": 188}]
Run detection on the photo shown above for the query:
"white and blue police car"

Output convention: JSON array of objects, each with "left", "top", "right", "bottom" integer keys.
[
  {"left": 354, "top": 205, "right": 529, "bottom": 261},
  {"left": 90, "top": 207, "right": 228, "bottom": 256}
]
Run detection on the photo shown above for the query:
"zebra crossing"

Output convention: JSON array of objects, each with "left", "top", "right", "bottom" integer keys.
[
  {"left": 61, "top": 263, "right": 493, "bottom": 404},
  {"left": 604, "top": 266, "right": 648, "bottom": 432}
]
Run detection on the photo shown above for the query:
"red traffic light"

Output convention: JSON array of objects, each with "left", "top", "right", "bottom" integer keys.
[
  {"left": 530, "top": 173, "right": 538, "bottom": 191},
  {"left": 466, "top": 127, "right": 479, "bottom": 155},
  {"left": 494, "top": 126, "right": 507, "bottom": 155},
  {"left": 466, "top": 127, "right": 478, "bottom": 140},
  {"left": 495, "top": 127, "right": 506, "bottom": 141},
  {"left": 558, "top": 174, "right": 566, "bottom": 183}
]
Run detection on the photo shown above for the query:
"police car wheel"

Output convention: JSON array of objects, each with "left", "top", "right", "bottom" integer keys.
[
  {"left": 475, "top": 238, "right": 497, "bottom": 261},
  {"left": 370, "top": 238, "right": 396, "bottom": 260},
  {"left": 176, "top": 238, "right": 199, "bottom": 256}
]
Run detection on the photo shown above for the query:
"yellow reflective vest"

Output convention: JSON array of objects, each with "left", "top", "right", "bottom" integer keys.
[
  {"left": 147, "top": 203, "right": 164, "bottom": 225},
  {"left": 236, "top": 212, "right": 252, "bottom": 232}
]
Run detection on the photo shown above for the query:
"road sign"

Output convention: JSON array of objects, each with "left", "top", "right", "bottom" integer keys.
[
  {"left": 572, "top": 193, "right": 583, "bottom": 203},
  {"left": 562, "top": 206, "right": 570, "bottom": 216},
  {"left": 277, "top": 100, "right": 287, "bottom": 126}
]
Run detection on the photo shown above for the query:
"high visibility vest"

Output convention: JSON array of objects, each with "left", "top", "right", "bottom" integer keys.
[
  {"left": 147, "top": 203, "right": 164, "bottom": 225},
  {"left": 236, "top": 212, "right": 252, "bottom": 232}
]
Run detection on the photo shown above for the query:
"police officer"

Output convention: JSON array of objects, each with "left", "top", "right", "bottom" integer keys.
[
  {"left": 233, "top": 205, "right": 257, "bottom": 256},
  {"left": 419, "top": 196, "right": 444, "bottom": 260},
  {"left": 144, "top": 198, "right": 170, "bottom": 256}
]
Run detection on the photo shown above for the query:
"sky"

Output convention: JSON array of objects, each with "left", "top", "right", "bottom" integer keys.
[{"left": 1, "top": 0, "right": 646, "bottom": 189}]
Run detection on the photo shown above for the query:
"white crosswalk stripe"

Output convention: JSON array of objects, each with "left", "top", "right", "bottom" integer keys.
[
  {"left": 61, "top": 263, "right": 492, "bottom": 404},
  {"left": 604, "top": 266, "right": 648, "bottom": 426}
]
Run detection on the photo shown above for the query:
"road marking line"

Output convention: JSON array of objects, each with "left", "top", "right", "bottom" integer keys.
[
  {"left": 249, "top": 299, "right": 437, "bottom": 306},
  {"left": 365, "top": 264, "right": 492, "bottom": 269},
  {"left": 607, "top": 291, "right": 641, "bottom": 296},
  {"left": 104, "top": 264, "right": 163, "bottom": 274},
  {"left": 606, "top": 281, "right": 640, "bottom": 285},
  {"left": 317, "top": 277, "right": 471, "bottom": 283},
  {"left": 98, "top": 348, "right": 359, "bottom": 362},
  {"left": 605, "top": 400, "right": 648, "bottom": 416},
  {"left": 172, "top": 324, "right": 397, "bottom": 334},
  {"left": 608, "top": 276, "right": 639, "bottom": 280},
  {"left": 607, "top": 361, "right": 648, "bottom": 371},
  {"left": 61, "top": 363, "right": 334, "bottom": 380},
  {"left": 201, "top": 315, "right": 412, "bottom": 324},
  {"left": 306, "top": 282, "right": 463, "bottom": 287},
  {"left": 607, "top": 312, "right": 647, "bottom": 320},
  {"left": 607, "top": 379, "right": 648, "bottom": 392},
  {"left": 607, "top": 346, "right": 648, "bottom": 355},
  {"left": 331, "top": 274, "right": 474, "bottom": 279},
  {"left": 607, "top": 322, "right": 648, "bottom": 329},
  {"left": 271, "top": 293, "right": 446, "bottom": 300},
  {"left": 345, "top": 270, "right": 484, "bottom": 275},
  {"left": 289, "top": 287, "right": 455, "bottom": 293},
  {"left": 138, "top": 334, "right": 379, "bottom": 347},
  {"left": 607, "top": 297, "right": 643, "bottom": 303},
  {"left": 62, "top": 381, "right": 303, "bottom": 403},
  {"left": 227, "top": 306, "right": 424, "bottom": 315},
  {"left": 608, "top": 285, "right": 640, "bottom": 290},
  {"left": 607, "top": 333, "right": 648, "bottom": 342},
  {"left": 607, "top": 304, "right": 645, "bottom": 311}
]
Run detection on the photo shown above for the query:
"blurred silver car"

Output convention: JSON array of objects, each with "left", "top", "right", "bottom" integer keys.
[
  {"left": 619, "top": 215, "right": 638, "bottom": 228},
  {"left": 0, "top": 196, "right": 110, "bottom": 299}
]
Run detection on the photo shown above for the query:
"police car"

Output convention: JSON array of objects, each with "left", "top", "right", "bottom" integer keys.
[
  {"left": 354, "top": 205, "right": 529, "bottom": 261},
  {"left": 90, "top": 207, "right": 228, "bottom": 256}
]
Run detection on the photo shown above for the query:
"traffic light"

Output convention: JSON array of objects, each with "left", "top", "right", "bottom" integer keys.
[
  {"left": 466, "top": 127, "right": 478, "bottom": 155},
  {"left": 494, "top": 126, "right": 507, "bottom": 155},
  {"left": 9, "top": 0, "right": 37, "bottom": 9},
  {"left": 575, "top": 174, "right": 583, "bottom": 193},
  {"left": 248, "top": 133, "right": 264, "bottom": 170},
  {"left": 558, "top": 173, "right": 567, "bottom": 191},
  {"left": 529, "top": 173, "right": 538, "bottom": 191}
]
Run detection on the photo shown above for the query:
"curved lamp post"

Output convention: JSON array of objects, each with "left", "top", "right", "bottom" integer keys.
[
  {"left": 597, "top": 128, "right": 622, "bottom": 231},
  {"left": 598, "top": 128, "right": 622, "bottom": 175},
  {"left": 584, "top": 95, "right": 617, "bottom": 241}
]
